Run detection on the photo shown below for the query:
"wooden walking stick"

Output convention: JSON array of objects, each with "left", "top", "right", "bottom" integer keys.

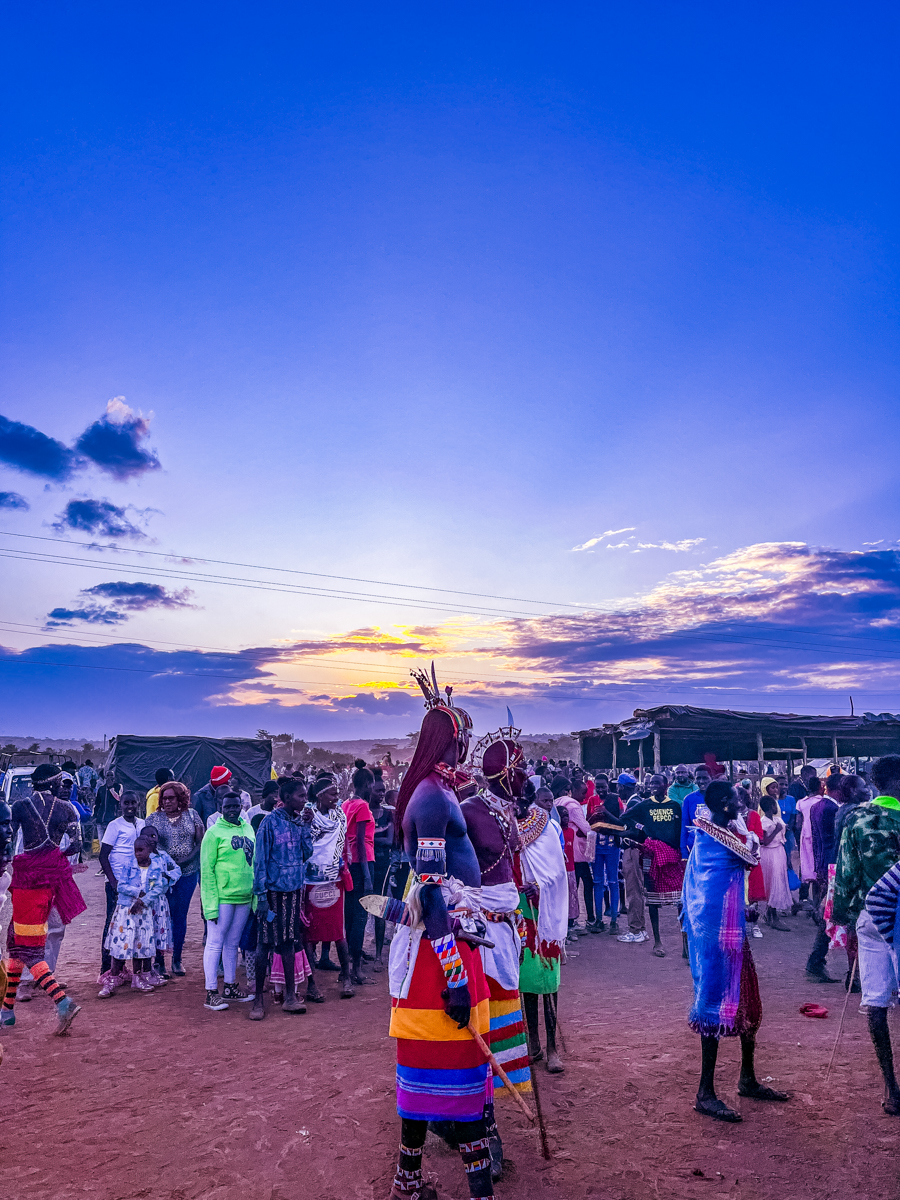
[
  {"left": 468, "top": 1024, "right": 536, "bottom": 1123},
  {"left": 824, "top": 957, "right": 858, "bottom": 1084},
  {"left": 527, "top": 1049, "right": 552, "bottom": 1160}
]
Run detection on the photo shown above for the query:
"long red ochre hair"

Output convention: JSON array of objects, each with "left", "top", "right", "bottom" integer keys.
[{"left": 395, "top": 707, "right": 459, "bottom": 839}]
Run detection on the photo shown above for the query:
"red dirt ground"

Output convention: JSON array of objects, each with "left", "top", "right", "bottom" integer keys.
[{"left": 2, "top": 871, "right": 896, "bottom": 1200}]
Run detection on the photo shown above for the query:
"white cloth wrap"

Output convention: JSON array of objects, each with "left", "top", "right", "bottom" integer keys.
[
  {"left": 388, "top": 875, "right": 483, "bottom": 1000},
  {"left": 520, "top": 818, "right": 569, "bottom": 955},
  {"left": 474, "top": 880, "right": 521, "bottom": 992}
]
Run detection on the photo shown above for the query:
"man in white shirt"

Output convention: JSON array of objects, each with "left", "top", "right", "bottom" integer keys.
[{"left": 98, "top": 792, "right": 145, "bottom": 974}]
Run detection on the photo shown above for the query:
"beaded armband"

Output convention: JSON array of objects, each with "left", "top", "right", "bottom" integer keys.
[
  {"left": 431, "top": 931, "right": 468, "bottom": 989},
  {"left": 416, "top": 836, "right": 447, "bottom": 884}
]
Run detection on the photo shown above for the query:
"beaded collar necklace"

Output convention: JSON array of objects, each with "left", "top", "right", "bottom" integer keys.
[{"left": 432, "top": 762, "right": 474, "bottom": 792}]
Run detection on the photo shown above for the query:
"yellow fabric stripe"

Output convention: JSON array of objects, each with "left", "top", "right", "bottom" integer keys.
[
  {"left": 389, "top": 997, "right": 490, "bottom": 1041},
  {"left": 487, "top": 998, "right": 521, "bottom": 1017},
  {"left": 13, "top": 921, "right": 48, "bottom": 937}
]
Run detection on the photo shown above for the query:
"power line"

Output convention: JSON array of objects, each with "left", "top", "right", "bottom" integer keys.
[
  {"left": 10, "top": 543, "right": 900, "bottom": 667},
  {"left": 0, "top": 530, "right": 608, "bottom": 612},
  {"left": 5, "top": 531, "right": 897, "bottom": 650},
  {"left": 0, "top": 548, "right": 544, "bottom": 620},
  {"left": 7, "top": 534, "right": 900, "bottom": 673}
]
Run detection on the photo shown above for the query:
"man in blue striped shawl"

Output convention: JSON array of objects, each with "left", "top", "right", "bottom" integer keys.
[{"left": 682, "top": 780, "right": 790, "bottom": 1122}]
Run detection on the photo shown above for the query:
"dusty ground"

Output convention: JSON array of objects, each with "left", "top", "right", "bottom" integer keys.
[{"left": 1, "top": 871, "right": 896, "bottom": 1200}]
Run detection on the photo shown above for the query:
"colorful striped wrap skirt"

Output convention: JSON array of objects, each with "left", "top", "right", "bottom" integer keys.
[
  {"left": 389, "top": 934, "right": 491, "bottom": 1123},
  {"left": 486, "top": 975, "right": 531, "bottom": 1094}
]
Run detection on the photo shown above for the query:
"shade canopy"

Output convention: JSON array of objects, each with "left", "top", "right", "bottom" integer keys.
[{"left": 574, "top": 706, "right": 900, "bottom": 771}]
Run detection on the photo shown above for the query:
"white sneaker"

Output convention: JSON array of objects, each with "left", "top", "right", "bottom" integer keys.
[
  {"left": 616, "top": 932, "right": 637, "bottom": 943},
  {"left": 751, "top": 925, "right": 764, "bottom": 938},
  {"left": 632, "top": 931, "right": 649, "bottom": 943}
]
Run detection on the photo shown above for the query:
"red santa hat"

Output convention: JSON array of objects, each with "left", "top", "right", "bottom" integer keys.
[{"left": 210, "top": 765, "right": 232, "bottom": 787}]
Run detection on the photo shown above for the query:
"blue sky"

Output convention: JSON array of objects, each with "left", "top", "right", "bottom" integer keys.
[{"left": 1, "top": 3, "right": 899, "bottom": 740}]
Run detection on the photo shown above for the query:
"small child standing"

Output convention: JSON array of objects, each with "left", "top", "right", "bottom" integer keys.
[
  {"left": 139, "top": 824, "right": 182, "bottom": 982},
  {"left": 99, "top": 835, "right": 166, "bottom": 997}
]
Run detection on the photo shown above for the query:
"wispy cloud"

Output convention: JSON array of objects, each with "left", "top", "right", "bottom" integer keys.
[
  {"left": 634, "top": 538, "right": 705, "bottom": 552},
  {"left": 51, "top": 497, "right": 155, "bottom": 540},
  {"left": 571, "top": 527, "right": 635, "bottom": 551},
  {"left": 571, "top": 529, "right": 704, "bottom": 554}
]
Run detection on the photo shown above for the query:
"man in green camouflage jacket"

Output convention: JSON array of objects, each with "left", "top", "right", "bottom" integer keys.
[{"left": 833, "top": 754, "right": 900, "bottom": 1116}]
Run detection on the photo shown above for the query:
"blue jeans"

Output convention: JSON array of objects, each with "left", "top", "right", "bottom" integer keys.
[
  {"left": 592, "top": 846, "right": 621, "bottom": 924},
  {"left": 168, "top": 870, "right": 199, "bottom": 962}
]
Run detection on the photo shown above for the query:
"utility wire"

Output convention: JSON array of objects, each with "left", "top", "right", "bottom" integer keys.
[
  {"left": 9, "top": 543, "right": 900, "bottom": 667},
  {"left": 0, "top": 548, "right": 543, "bottom": 619},
  {"left": 6, "top": 535, "right": 900, "bottom": 666},
  {"left": 0, "top": 530, "right": 609, "bottom": 612}
]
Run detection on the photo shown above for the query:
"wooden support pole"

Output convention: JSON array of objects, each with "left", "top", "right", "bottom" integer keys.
[
  {"left": 832, "top": 735, "right": 839, "bottom": 768},
  {"left": 801, "top": 737, "right": 808, "bottom": 766},
  {"left": 611, "top": 733, "right": 617, "bottom": 774},
  {"left": 653, "top": 728, "right": 661, "bottom": 773},
  {"left": 638, "top": 740, "right": 644, "bottom": 776},
  {"left": 756, "top": 732, "right": 765, "bottom": 789}
]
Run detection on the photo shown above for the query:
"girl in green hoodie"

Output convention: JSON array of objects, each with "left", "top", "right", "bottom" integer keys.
[{"left": 200, "top": 791, "right": 256, "bottom": 1010}]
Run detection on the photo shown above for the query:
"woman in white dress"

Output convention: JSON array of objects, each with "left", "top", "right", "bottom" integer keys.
[{"left": 759, "top": 794, "right": 792, "bottom": 930}]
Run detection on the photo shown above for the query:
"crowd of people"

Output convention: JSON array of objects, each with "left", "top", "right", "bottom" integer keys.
[{"left": 3, "top": 691, "right": 900, "bottom": 1200}]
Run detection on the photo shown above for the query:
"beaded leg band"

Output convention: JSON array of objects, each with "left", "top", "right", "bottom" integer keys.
[
  {"left": 458, "top": 1135, "right": 493, "bottom": 1199},
  {"left": 392, "top": 1141, "right": 424, "bottom": 1196}
]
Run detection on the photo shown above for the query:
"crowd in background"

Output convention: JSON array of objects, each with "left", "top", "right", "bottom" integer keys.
[{"left": 0, "top": 750, "right": 875, "bottom": 1019}]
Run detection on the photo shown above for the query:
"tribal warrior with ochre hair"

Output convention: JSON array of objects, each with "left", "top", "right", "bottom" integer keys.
[
  {"left": 1, "top": 763, "right": 85, "bottom": 1034},
  {"left": 460, "top": 717, "right": 530, "bottom": 1183},
  {"left": 388, "top": 666, "right": 494, "bottom": 1200}
]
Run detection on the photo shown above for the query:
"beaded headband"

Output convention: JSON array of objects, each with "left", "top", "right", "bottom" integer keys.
[{"left": 471, "top": 708, "right": 524, "bottom": 779}]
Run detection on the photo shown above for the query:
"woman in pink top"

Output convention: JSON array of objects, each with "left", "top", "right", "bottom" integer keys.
[{"left": 342, "top": 762, "right": 375, "bottom": 985}]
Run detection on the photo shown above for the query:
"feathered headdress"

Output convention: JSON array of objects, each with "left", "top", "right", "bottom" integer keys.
[{"left": 410, "top": 662, "right": 473, "bottom": 735}]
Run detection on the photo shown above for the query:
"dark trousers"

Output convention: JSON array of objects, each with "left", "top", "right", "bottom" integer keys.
[
  {"left": 574, "top": 861, "right": 596, "bottom": 923},
  {"left": 168, "top": 871, "right": 199, "bottom": 962},
  {"left": 345, "top": 862, "right": 369, "bottom": 963},
  {"left": 100, "top": 881, "right": 118, "bottom": 973}
]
